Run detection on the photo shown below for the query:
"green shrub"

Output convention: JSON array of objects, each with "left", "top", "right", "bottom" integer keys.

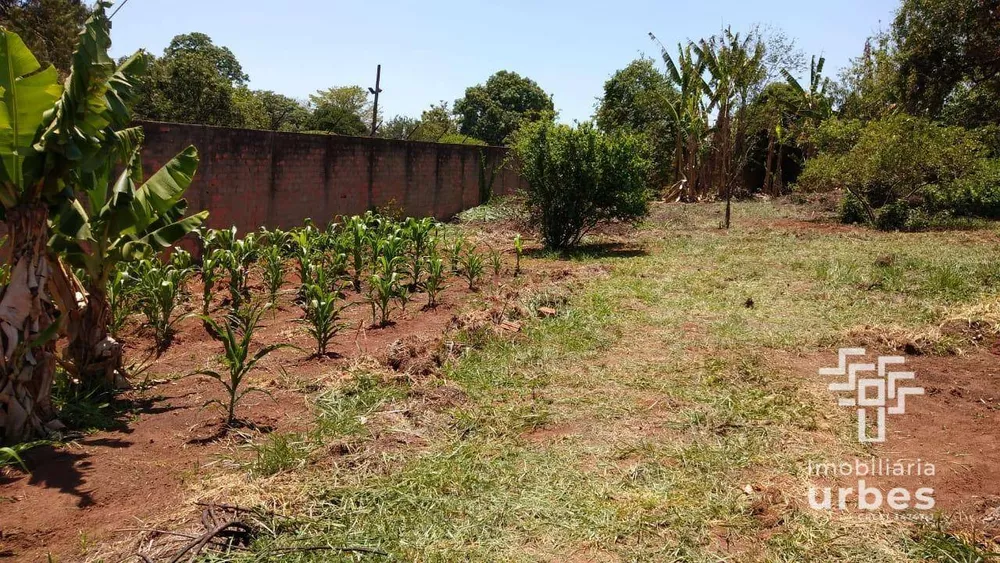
[
  {"left": 513, "top": 121, "right": 651, "bottom": 249},
  {"left": 799, "top": 115, "right": 985, "bottom": 226},
  {"left": 839, "top": 192, "right": 868, "bottom": 224},
  {"left": 923, "top": 159, "right": 1000, "bottom": 218},
  {"left": 874, "top": 200, "right": 911, "bottom": 231}
]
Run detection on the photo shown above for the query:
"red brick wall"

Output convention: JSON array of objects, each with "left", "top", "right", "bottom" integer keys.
[{"left": 136, "top": 120, "right": 526, "bottom": 232}]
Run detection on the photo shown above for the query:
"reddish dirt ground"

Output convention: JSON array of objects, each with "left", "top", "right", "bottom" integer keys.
[
  {"left": 875, "top": 349, "right": 1000, "bottom": 528},
  {"left": 795, "top": 345, "right": 1000, "bottom": 537},
  {"left": 0, "top": 272, "right": 486, "bottom": 562}
]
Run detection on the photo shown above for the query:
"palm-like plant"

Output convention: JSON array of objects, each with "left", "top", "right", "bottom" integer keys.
[
  {"left": 650, "top": 34, "right": 711, "bottom": 201},
  {"left": 0, "top": 4, "right": 145, "bottom": 441},
  {"left": 698, "top": 28, "right": 765, "bottom": 227},
  {"left": 781, "top": 55, "right": 832, "bottom": 158},
  {"left": 194, "top": 304, "right": 294, "bottom": 427},
  {"left": 50, "top": 137, "right": 208, "bottom": 387}
]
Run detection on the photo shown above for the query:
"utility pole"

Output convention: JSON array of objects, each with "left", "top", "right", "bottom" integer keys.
[{"left": 368, "top": 64, "right": 382, "bottom": 136}]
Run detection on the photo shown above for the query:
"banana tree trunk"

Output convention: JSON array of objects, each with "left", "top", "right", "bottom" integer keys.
[
  {"left": 0, "top": 204, "right": 60, "bottom": 443},
  {"left": 67, "top": 287, "right": 124, "bottom": 390}
]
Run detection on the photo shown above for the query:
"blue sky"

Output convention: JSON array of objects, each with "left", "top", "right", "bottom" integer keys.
[{"left": 107, "top": 0, "right": 899, "bottom": 123}]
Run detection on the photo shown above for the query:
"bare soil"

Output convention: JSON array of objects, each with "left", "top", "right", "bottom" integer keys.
[{"left": 0, "top": 275, "right": 482, "bottom": 562}]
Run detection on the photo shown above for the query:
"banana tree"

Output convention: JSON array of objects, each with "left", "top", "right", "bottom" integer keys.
[
  {"left": 51, "top": 139, "right": 208, "bottom": 388},
  {"left": 0, "top": 3, "right": 124, "bottom": 442},
  {"left": 781, "top": 55, "right": 832, "bottom": 158},
  {"left": 650, "top": 34, "right": 710, "bottom": 201}
]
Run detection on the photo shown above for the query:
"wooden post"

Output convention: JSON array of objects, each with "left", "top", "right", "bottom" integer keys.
[{"left": 369, "top": 64, "right": 382, "bottom": 136}]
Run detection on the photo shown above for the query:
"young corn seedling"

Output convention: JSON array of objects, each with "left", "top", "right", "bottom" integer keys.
[
  {"left": 301, "top": 281, "right": 349, "bottom": 356},
  {"left": 220, "top": 235, "right": 258, "bottom": 311},
  {"left": 195, "top": 303, "right": 295, "bottom": 427},
  {"left": 403, "top": 217, "right": 436, "bottom": 289},
  {"left": 323, "top": 250, "right": 349, "bottom": 280},
  {"left": 367, "top": 256, "right": 403, "bottom": 326},
  {"left": 489, "top": 247, "right": 503, "bottom": 276},
  {"left": 261, "top": 245, "right": 287, "bottom": 307},
  {"left": 459, "top": 246, "right": 485, "bottom": 289},
  {"left": 170, "top": 248, "right": 193, "bottom": 270},
  {"left": 514, "top": 234, "right": 524, "bottom": 276},
  {"left": 346, "top": 216, "right": 369, "bottom": 292},
  {"left": 200, "top": 250, "right": 222, "bottom": 315},
  {"left": 425, "top": 255, "right": 447, "bottom": 308},
  {"left": 448, "top": 235, "right": 465, "bottom": 274},
  {"left": 137, "top": 262, "right": 192, "bottom": 350},
  {"left": 107, "top": 267, "right": 135, "bottom": 338}
]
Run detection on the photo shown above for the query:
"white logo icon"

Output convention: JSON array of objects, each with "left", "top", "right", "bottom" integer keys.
[{"left": 819, "top": 348, "right": 924, "bottom": 443}]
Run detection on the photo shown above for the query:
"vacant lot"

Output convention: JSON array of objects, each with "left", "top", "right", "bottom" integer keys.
[{"left": 5, "top": 199, "right": 1000, "bottom": 562}]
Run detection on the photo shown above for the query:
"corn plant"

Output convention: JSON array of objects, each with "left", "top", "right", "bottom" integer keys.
[
  {"left": 345, "top": 216, "right": 369, "bottom": 291},
  {"left": 136, "top": 262, "right": 193, "bottom": 349},
  {"left": 425, "top": 255, "right": 447, "bottom": 307},
  {"left": 373, "top": 228, "right": 407, "bottom": 269},
  {"left": 220, "top": 235, "right": 258, "bottom": 310},
  {"left": 195, "top": 303, "right": 295, "bottom": 427},
  {"left": 489, "top": 247, "right": 503, "bottom": 276},
  {"left": 261, "top": 245, "right": 286, "bottom": 306},
  {"left": 448, "top": 235, "right": 466, "bottom": 274},
  {"left": 170, "top": 248, "right": 193, "bottom": 270},
  {"left": 514, "top": 234, "right": 524, "bottom": 276},
  {"left": 301, "top": 281, "right": 348, "bottom": 356},
  {"left": 258, "top": 227, "right": 291, "bottom": 253},
  {"left": 403, "top": 217, "right": 436, "bottom": 288},
  {"left": 323, "top": 250, "right": 350, "bottom": 281},
  {"left": 107, "top": 267, "right": 136, "bottom": 337},
  {"left": 459, "top": 246, "right": 485, "bottom": 289},
  {"left": 367, "top": 256, "right": 404, "bottom": 326},
  {"left": 200, "top": 250, "right": 222, "bottom": 315}
]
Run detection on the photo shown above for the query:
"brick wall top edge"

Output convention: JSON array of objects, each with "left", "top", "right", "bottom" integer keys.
[{"left": 133, "top": 120, "right": 512, "bottom": 153}]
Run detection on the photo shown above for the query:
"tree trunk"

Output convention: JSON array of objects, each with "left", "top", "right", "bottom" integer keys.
[
  {"left": 775, "top": 144, "right": 785, "bottom": 195},
  {"left": 67, "top": 287, "right": 124, "bottom": 391},
  {"left": 763, "top": 133, "right": 776, "bottom": 196},
  {"left": 0, "top": 204, "right": 60, "bottom": 443}
]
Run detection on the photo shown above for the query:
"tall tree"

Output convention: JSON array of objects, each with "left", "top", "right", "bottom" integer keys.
[
  {"left": 411, "top": 101, "right": 458, "bottom": 141},
  {"left": 0, "top": 0, "right": 89, "bottom": 76},
  {"left": 309, "top": 85, "right": 377, "bottom": 130},
  {"left": 132, "top": 33, "right": 247, "bottom": 127},
  {"left": 454, "top": 71, "right": 554, "bottom": 146},
  {"left": 893, "top": 0, "right": 1000, "bottom": 126},
  {"left": 378, "top": 115, "right": 420, "bottom": 140},
  {"left": 306, "top": 104, "right": 367, "bottom": 135},
  {"left": 651, "top": 35, "right": 710, "bottom": 200},
  {"left": 163, "top": 32, "right": 247, "bottom": 85},
  {"left": 254, "top": 91, "right": 308, "bottom": 131},
  {"left": 595, "top": 58, "right": 677, "bottom": 190},
  {"left": 700, "top": 27, "right": 766, "bottom": 226}
]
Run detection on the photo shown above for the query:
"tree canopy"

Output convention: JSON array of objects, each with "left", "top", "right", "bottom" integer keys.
[
  {"left": 0, "top": 0, "right": 89, "bottom": 75},
  {"left": 454, "top": 70, "right": 554, "bottom": 146}
]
